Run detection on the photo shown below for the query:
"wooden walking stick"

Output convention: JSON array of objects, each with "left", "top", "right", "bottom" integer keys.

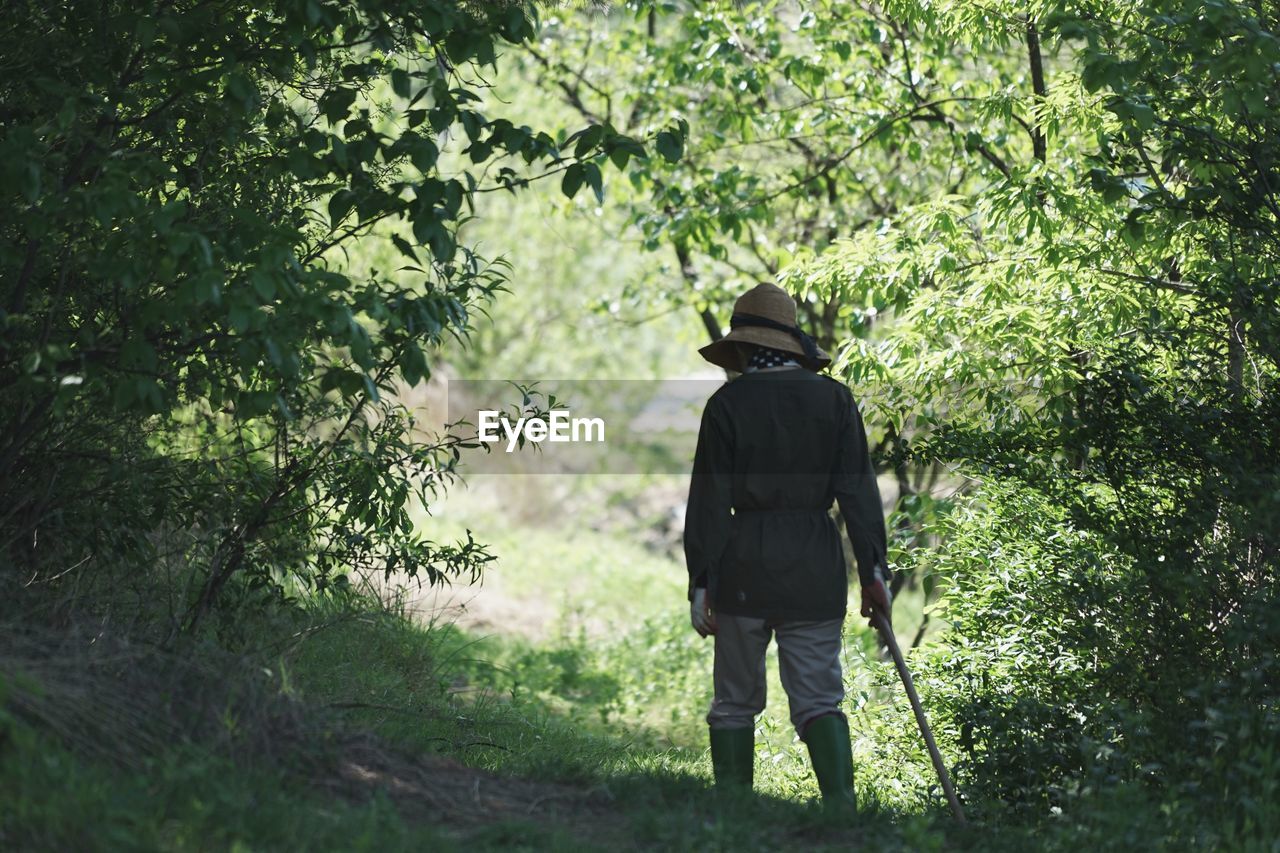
[{"left": 871, "top": 608, "right": 967, "bottom": 823}]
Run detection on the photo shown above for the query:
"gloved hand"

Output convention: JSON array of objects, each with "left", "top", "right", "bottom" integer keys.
[
  {"left": 860, "top": 564, "right": 893, "bottom": 627},
  {"left": 691, "top": 587, "right": 718, "bottom": 637}
]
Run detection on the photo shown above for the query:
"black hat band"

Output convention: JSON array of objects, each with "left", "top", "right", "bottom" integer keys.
[{"left": 729, "top": 312, "right": 821, "bottom": 361}]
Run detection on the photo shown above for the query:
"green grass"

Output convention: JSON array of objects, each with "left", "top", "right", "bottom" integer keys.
[
  {"left": 0, "top": 716, "right": 448, "bottom": 851},
  {"left": 279, "top": 598, "right": 952, "bottom": 851},
  {"left": 12, "top": 481, "right": 1263, "bottom": 849},
  {"left": 416, "top": 476, "right": 689, "bottom": 631},
  {"left": 6, "top": 585, "right": 1262, "bottom": 850},
  {"left": 414, "top": 477, "right": 939, "bottom": 790},
  {"left": 421, "top": 476, "right": 935, "bottom": 640},
  {"left": 394, "top": 478, "right": 947, "bottom": 837},
  {"left": 0, "top": 473, "right": 969, "bottom": 850}
]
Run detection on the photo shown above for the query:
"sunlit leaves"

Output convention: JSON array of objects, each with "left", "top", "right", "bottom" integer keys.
[
  {"left": 1, "top": 0, "right": 686, "bottom": 622},
  {"left": 557, "top": 122, "right": 676, "bottom": 201}
]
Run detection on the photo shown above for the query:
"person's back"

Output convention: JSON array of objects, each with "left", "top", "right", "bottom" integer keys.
[
  {"left": 682, "top": 282, "right": 891, "bottom": 809},
  {"left": 688, "top": 367, "right": 883, "bottom": 621}
]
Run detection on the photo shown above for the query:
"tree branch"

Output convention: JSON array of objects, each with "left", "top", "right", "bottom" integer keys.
[{"left": 1025, "top": 16, "right": 1048, "bottom": 164}]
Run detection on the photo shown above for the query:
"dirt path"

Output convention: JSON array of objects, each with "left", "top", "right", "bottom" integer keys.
[{"left": 329, "top": 734, "right": 627, "bottom": 847}]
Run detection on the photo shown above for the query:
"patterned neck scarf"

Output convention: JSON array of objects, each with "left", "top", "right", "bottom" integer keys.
[{"left": 744, "top": 345, "right": 800, "bottom": 372}]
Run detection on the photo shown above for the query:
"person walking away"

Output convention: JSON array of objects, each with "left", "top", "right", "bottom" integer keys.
[{"left": 683, "top": 282, "right": 892, "bottom": 809}]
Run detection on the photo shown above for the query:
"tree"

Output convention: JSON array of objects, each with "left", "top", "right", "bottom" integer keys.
[
  {"left": 0, "top": 0, "right": 679, "bottom": 634},
  {"left": 527, "top": 0, "right": 1280, "bottom": 817},
  {"left": 527, "top": 0, "right": 1074, "bottom": 601}
]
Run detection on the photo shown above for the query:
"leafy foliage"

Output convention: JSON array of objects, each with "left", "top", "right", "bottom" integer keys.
[
  {"left": 530, "top": 0, "right": 1280, "bottom": 835},
  {"left": 834, "top": 0, "right": 1280, "bottom": 830},
  {"left": 2, "top": 0, "right": 1278, "bottom": 846},
  {"left": 0, "top": 1, "right": 678, "bottom": 631}
]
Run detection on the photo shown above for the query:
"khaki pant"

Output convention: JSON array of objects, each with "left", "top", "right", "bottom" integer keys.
[{"left": 706, "top": 613, "right": 845, "bottom": 735}]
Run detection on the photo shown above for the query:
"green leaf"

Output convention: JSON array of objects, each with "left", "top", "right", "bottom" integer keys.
[
  {"left": 228, "top": 304, "right": 253, "bottom": 333},
  {"left": 1080, "top": 55, "right": 1117, "bottom": 93},
  {"left": 238, "top": 389, "right": 277, "bottom": 417},
  {"left": 400, "top": 342, "right": 429, "bottom": 385},
  {"left": 321, "top": 88, "right": 358, "bottom": 123},
  {"left": 391, "top": 68, "right": 411, "bottom": 99},
  {"left": 409, "top": 136, "right": 439, "bottom": 173},
  {"left": 328, "top": 189, "right": 356, "bottom": 225},
  {"left": 584, "top": 162, "right": 603, "bottom": 204},
  {"left": 561, "top": 163, "right": 585, "bottom": 199},
  {"left": 251, "top": 269, "right": 276, "bottom": 302},
  {"left": 226, "top": 70, "right": 256, "bottom": 109},
  {"left": 573, "top": 124, "right": 606, "bottom": 159},
  {"left": 391, "top": 234, "right": 419, "bottom": 263},
  {"left": 1130, "top": 102, "right": 1156, "bottom": 131},
  {"left": 655, "top": 130, "right": 684, "bottom": 163}
]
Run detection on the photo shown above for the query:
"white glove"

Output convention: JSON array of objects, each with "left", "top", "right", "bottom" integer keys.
[{"left": 691, "top": 588, "right": 718, "bottom": 637}]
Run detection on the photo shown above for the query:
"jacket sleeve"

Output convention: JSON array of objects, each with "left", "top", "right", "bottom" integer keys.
[
  {"left": 683, "top": 395, "right": 734, "bottom": 602},
  {"left": 832, "top": 394, "right": 889, "bottom": 588}
]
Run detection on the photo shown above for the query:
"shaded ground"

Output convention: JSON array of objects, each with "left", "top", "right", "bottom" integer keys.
[
  {"left": 328, "top": 735, "right": 628, "bottom": 848},
  {"left": 0, "top": 620, "right": 605, "bottom": 849},
  {"left": 327, "top": 731, "right": 889, "bottom": 852}
]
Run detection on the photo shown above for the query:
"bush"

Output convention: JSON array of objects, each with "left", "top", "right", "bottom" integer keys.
[{"left": 914, "top": 469, "right": 1279, "bottom": 843}]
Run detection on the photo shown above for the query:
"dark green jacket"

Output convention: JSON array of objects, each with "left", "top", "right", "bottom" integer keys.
[{"left": 683, "top": 367, "right": 888, "bottom": 621}]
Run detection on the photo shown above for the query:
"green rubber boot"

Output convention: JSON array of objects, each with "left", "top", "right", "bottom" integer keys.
[
  {"left": 802, "top": 714, "right": 857, "bottom": 809},
  {"left": 708, "top": 727, "right": 754, "bottom": 788}
]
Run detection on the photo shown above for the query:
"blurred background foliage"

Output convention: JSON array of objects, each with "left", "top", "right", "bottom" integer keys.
[{"left": 2, "top": 0, "right": 1278, "bottom": 849}]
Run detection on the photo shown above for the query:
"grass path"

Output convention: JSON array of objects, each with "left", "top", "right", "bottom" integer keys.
[
  {"left": 2, "top": 478, "right": 958, "bottom": 850},
  {"left": 282, "top": 600, "right": 955, "bottom": 851}
]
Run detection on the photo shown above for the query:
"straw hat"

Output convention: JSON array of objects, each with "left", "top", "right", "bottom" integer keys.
[{"left": 698, "top": 282, "right": 830, "bottom": 372}]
